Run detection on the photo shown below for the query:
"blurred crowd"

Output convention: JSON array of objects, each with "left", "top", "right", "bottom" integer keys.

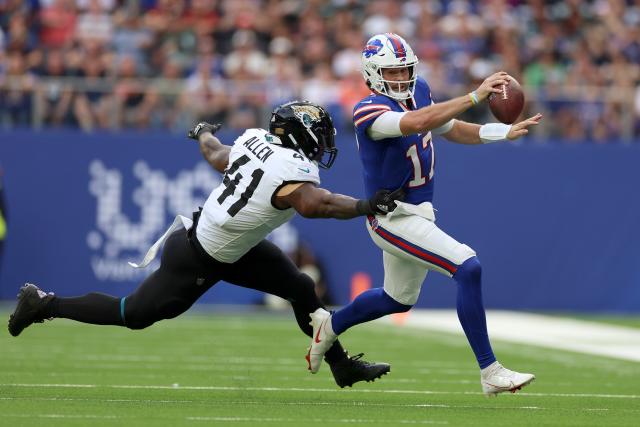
[{"left": 1, "top": 0, "right": 640, "bottom": 141}]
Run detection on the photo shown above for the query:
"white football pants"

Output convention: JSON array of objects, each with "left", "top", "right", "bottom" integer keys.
[{"left": 366, "top": 201, "right": 476, "bottom": 305}]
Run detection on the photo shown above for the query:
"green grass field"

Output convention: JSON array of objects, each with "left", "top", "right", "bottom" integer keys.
[{"left": 1, "top": 309, "right": 639, "bottom": 427}]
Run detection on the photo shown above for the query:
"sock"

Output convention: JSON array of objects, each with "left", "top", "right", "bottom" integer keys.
[
  {"left": 453, "top": 257, "right": 496, "bottom": 369},
  {"left": 331, "top": 288, "right": 411, "bottom": 335},
  {"left": 46, "top": 292, "right": 124, "bottom": 326}
]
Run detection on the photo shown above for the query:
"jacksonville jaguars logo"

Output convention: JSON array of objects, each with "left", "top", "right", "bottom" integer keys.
[
  {"left": 291, "top": 105, "right": 321, "bottom": 128},
  {"left": 363, "top": 39, "right": 383, "bottom": 58}
]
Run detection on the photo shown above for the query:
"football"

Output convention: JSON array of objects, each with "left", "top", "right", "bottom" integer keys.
[{"left": 488, "top": 75, "right": 524, "bottom": 124}]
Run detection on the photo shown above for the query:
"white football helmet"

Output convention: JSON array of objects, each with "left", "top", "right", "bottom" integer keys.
[{"left": 361, "top": 33, "right": 419, "bottom": 101}]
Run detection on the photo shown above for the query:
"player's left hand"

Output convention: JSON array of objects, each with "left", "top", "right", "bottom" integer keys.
[
  {"left": 188, "top": 122, "right": 222, "bottom": 141},
  {"left": 507, "top": 113, "right": 543, "bottom": 140}
]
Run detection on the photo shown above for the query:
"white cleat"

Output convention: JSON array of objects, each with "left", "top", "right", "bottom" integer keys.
[
  {"left": 481, "top": 361, "right": 535, "bottom": 397},
  {"left": 305, "top": 308, "right": 337, "bottom": 374}
]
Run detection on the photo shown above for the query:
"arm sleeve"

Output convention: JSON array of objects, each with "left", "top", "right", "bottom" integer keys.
[
  {"left": 365, "top": 102, "right": 454, "bottom": 140},
  {"left": 432, "top": 118, "right": 455, "bottom": 135},
  {"left": 366, "top": 111, "right": 406, "bottom": 140}
]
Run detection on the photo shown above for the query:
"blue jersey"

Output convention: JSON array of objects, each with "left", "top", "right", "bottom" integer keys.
[{"left": 353, "top": 77, "right": 435, "bottom": 205}]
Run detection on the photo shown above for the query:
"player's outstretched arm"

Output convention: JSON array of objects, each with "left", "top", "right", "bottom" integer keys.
[
  {"left": 274, "top": 183, "right": 403, "bottom": 219},
  {"left": 442, "top": 113, "right": 543, "bottom": 145},
  {"left": 399, "top": 72, "right": 509, "bottom": 135},
  {"left": 187, "top": 122, "right": 230, "bottom": 173}
]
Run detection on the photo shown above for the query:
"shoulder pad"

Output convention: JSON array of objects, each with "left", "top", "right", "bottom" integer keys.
[
  {"left": 281, "top": 152, "right": 320, "bottom": 184},
  {"left": 353, "top": 95, "right": 394, "bottom": 128}
]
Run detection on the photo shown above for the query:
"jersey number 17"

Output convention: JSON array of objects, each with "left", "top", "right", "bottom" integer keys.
[{"left": 406, "top": 133, "right": 435, "bottom": 187}]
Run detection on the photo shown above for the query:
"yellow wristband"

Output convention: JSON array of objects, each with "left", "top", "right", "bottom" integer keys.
[{"left": 468, "top": 91, "right": 479, "bottom": 105}]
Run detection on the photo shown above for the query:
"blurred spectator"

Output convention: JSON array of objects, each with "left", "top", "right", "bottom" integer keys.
[
  {"left": 138, "top": 60, "right": 184, "bottom": 129},
  {"left": 113, "top": 55, "right": 146, "bottom": 128},
  {"left": 299, "top": 34, "right": 333, "bottom": 76},
  {"left": 75, "top": 0, "right": 114, "bottom": 47},
  {"left": 332, "top": 30, "right": 364, "bottom": 79},
  {"left": 265, "top": 36, "right": 301, "bottom": 107},
  {"left": 74, "top": 56, "right": 110, "bottom": 131},
  {"left": 180, "top": 57, "right": 228, "bottom": 126},
  {"left": 111, "top": 7, "right": 153, "bottom": 72},
  {"left": 0, "top": 51, "right": 36, "bottom": 127},
  {"left": 38, "top": 49, "right": 76, "bottom": 127},
  {"left": 362, "top": 0, "right": 416, "bottom": 38},
  {"left": 5, "top": 13, "right": 38, "bottom": 53},
  {"left": 39, "top": 0, "right": 77, "bottom": 48},
  {"left": 301, "top": 63, "right": 340, "bottom": 112},
  {"left": 338, "top": 69, "right": 370, "bottom": 124},
  {"left": 223, "top": 30, "right": 268, "bottom": 79},
  {"left": 183, "top": 0, "right": 220, "bottom": 37}
]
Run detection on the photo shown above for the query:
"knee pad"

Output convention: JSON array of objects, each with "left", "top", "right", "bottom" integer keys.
[{"left": 454, "top": 256, "right": 482, "bottom": 284}]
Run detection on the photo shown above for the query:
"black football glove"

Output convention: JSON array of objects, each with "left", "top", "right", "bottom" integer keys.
[
  {"left": 356, "top": 187, "right": 405, "bottom": 216},
  {"left": 187, "top": 122, "right": 222, "bottom": 140}
]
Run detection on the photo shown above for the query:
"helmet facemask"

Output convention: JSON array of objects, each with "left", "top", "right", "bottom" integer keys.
[
  {"left": 307, "top": 121, "right": 337, "bottom": 169},
  {"left": 376, "top": 64, "right": 417, "bottom": 101}
]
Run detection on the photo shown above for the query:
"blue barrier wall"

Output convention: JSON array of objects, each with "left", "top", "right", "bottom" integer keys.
[{"left": 0, "top": 129, "right": 638, "bottom": 311}]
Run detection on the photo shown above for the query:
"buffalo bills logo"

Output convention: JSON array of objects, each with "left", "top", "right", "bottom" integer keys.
[{"left": 363, "top": 39, "right": 383, "bottom": 58}]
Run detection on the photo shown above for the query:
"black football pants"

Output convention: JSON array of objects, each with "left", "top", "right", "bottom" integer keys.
[
  {"left": 50, "top": 226, "right": 340, "bottom": 356},
  {"left": 122, "top": 226, "right": 322, "bottom": 338}
]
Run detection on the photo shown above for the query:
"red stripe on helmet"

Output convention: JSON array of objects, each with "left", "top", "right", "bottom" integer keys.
[{"left": 386, "top": 33, "right": 407, "bottom": 58}]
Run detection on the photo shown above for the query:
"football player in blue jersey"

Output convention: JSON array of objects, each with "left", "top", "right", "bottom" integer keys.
[{"left": 306, "top": 33, "right": 542, "bottom": 396}]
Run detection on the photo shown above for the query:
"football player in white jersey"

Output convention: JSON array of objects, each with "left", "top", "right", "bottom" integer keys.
[{"left": 8, "top": 101, "right": 403, "bottom": 388}]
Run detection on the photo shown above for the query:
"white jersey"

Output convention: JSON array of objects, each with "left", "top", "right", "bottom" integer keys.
[{"left": 196, "top": 128, "right": 320, "bottom": 263}]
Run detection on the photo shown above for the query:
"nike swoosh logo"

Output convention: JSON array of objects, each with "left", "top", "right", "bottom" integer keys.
[
  {"left": 298, "top": 168, "right": 310, "bottom": 173},
  {"left": 314, "top": 318, "right": 326, "bottom": 343},
  {"left": 361, "top": 100, "right": 373, "bottom": 104}
]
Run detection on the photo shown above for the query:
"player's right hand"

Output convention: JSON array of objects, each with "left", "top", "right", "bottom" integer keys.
[
  {"left": 475, "top": 71, "right": 510, "bottom": 102},
  {"left": 369, "top": 187, "right": 405, "bottom": 215},
  {"left": 188, "top": 122, "right": 222, "bottom": 141}
]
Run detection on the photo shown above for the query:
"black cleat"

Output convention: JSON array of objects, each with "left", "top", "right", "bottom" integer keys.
[
  {"left": 8, "top": 283, "right": 55, "bottom": 337},
  {"left": 329, "top": 353, "right": 390, "bottom": 388}
]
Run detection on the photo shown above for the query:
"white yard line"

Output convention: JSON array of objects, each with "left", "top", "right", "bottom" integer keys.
[
  {"left": 186, "top": 417, "right": 447, "bottom": 425},
  {"left": 0, "top": 396, "right": 616, "bottom": 412},
  {"left": 3, "top": 414, "right": 117, "bottom": 419},
  {"left": 2, "top": 383, "right": 638, "bottom": 399},
  {"left": 379, "top": 310, "right": 640, "bottom": 363}
]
